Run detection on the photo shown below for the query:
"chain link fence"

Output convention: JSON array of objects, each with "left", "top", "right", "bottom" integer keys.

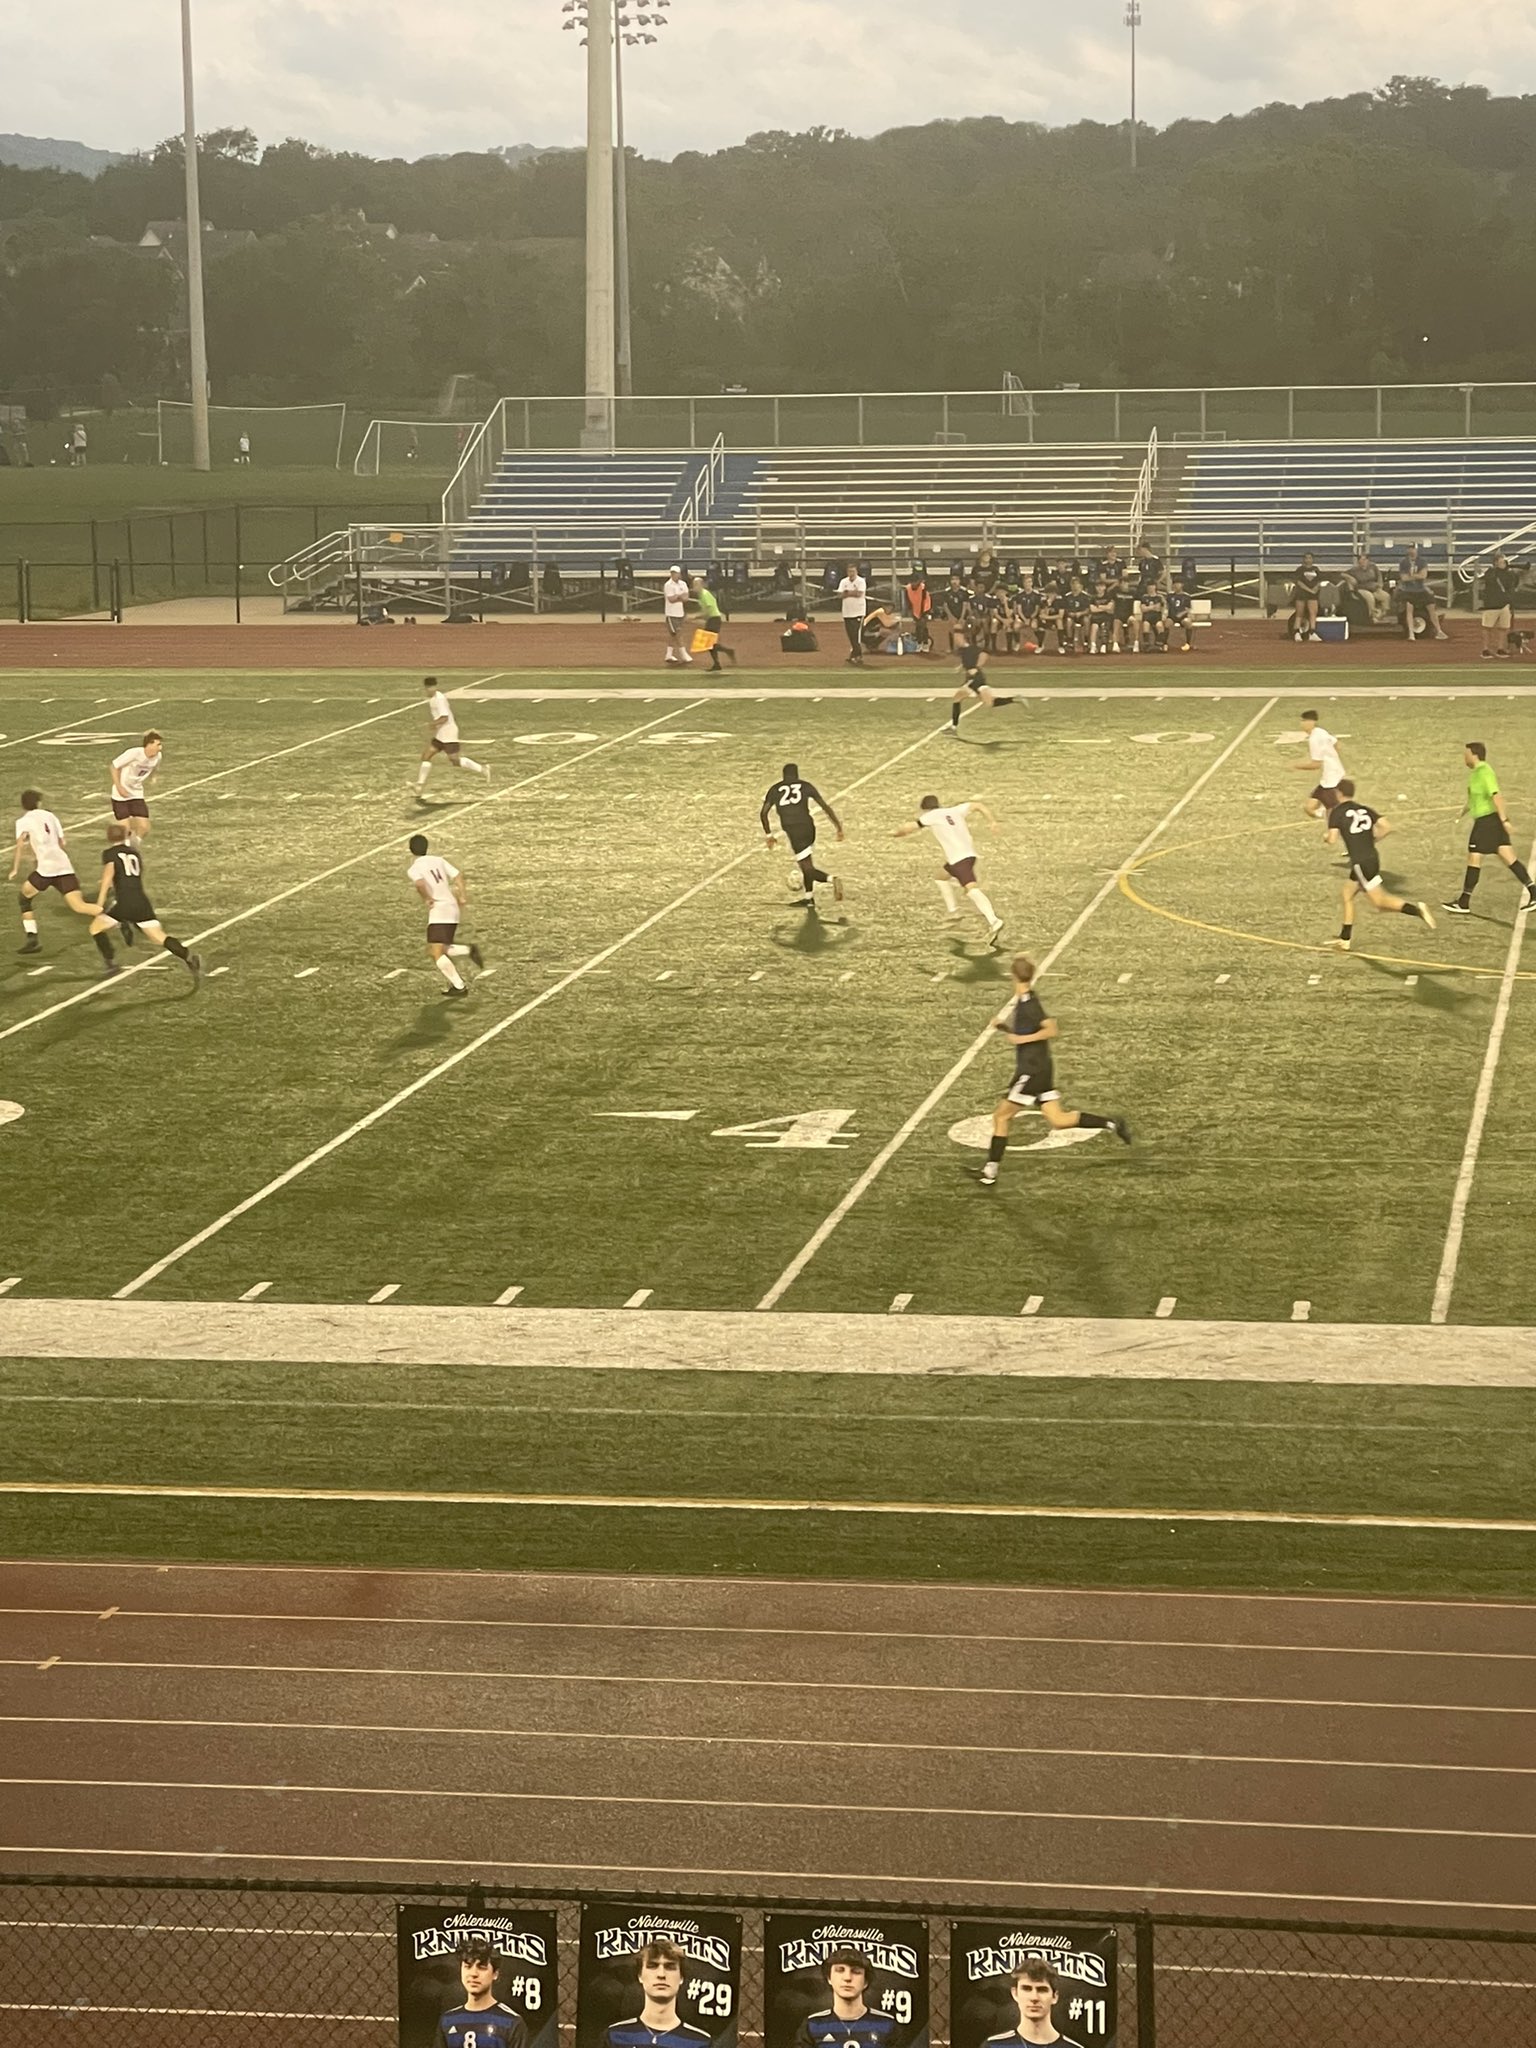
[{"left": 0, "top": 1877, "right": 1530, "bottom": 2047}]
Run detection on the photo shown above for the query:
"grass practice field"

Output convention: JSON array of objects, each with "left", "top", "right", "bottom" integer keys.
[{"left": 0, "top": 663, "right": 1533, "bottom": 1596}]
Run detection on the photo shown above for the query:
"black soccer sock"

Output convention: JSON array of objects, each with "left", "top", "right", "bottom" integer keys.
[
  {"left": 1339, "top": 923, "right": 1354, "bottom": 940},
  {"left": 986, "top": 1135, "right": 1008, "bottom": 1164},
  {"left": 1400, "top": 904, "right": 1423, "bottom": 920},
  {"left": 92, "top": 930, "right": 115, "bottom": 963},
  {"left": 1512, "top": 861, "right": 1533, "bottom": 889},
  {"left": 1076, "top": 1111, "right": 1113, "bottom": 1130},
  {"left": 992, "top": 695, "right": 1014, "bottom": 707},
  {"left": 164, "top": 935, "right": 189, "bottom": 960},
  {"left": 950, "top": 702, "right": 961, "bottom": 727},
  {"left": 1461, "top": 866, "right": 1480, "bottom": 903}
]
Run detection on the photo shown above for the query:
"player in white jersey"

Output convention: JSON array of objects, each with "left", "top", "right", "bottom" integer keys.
[
  {"left": 1290, "top": 709, "right": 1347, "bottom": 826},
  {"left": 893, "top": 794, "right": 1005, "bottom": 945},
  {"left": 406, "top": 833, "right": 484, "bottom": 996},
  {"left": 109, "top": 730, "right": 163, "bottom": 847},
  {"left": 10, "top": 789, "right": 101, "bottom": 953},
  {"left": 414, "top": 676, "right": 488, "bottom": 793},
  {"left": 662, "top": 566, "right": 693, "bottom": 664}
]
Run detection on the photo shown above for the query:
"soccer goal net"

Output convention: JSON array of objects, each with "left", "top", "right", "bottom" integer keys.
[
  {"left": 352, "top": 418, "right": 481, "bottom": 476},
  {"left": 155, "top": 400, "right": 348, "bottom": 469}
]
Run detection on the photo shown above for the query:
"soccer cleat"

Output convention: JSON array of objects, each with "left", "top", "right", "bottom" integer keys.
[
  {"left": 832, "top": 875, "right": 844, "bottom": 903},
  {"left": 1328, "top": 937, "right": 1351, "bottom": 951},
  {"left": 186, "top": 953, "right": 203, "bottom": 980},
  {"left": 1442, "top": 900, "right": 1471, "bottom": 914},
  {"left": 101, "top": 961, "right": 121, "bottom": 977},
  {"left": 1416, "top": 903, "right": 1437, "bottom": 931},
  {"left": 1522, "top": 892, "right": 1536, "bottom": 914},
  {"left": 1110, "top": 1117, "right": 1133, "bottom": 1145},
  {"left": 467, "top": 943, "right": 485, "bottom": 968},
  {"left": 979, "top": 1165, "right": 999, "bottom": 1186},
  {"left": 444, "top": 984, "right": 469, "bottom": 999},
  {"left": 986, "top": 918, "right": 1005, "bottom": 949},
  {"left": 17, "top": 936, "right": 40, "bottom": 954}
]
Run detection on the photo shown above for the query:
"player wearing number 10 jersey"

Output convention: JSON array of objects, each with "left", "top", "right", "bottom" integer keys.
[
  {"left": 89, "top": 825, "right": 202, "bottom": 981},
  {"left": 606, "top": 1940, "right": 713, "bottom": 2048},
  {"left": 437, "top": 1942, "right": 531, "bottom": 2048},
  {"left": 795, "top": 1949, "right": 900, "bottom": 2048}
]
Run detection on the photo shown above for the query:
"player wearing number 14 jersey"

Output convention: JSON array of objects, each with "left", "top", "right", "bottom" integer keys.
[
  {"left": 795, "top": 1950, "right": 899, "bottom": 2048},
  {"left": 606, "top": 1940, "right": 713, "bottom": 2048},
  {"left": 437, "top": 1942, "right": 530, "bottom": 2048}
]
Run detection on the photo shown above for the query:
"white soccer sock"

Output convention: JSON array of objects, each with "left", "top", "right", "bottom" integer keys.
[
  {"left": 21, "top": 914, "right": 37, "bottom": 935},
  {"left": 415, "top": 761, "right": 431, "bottom": 787},
  {"left": 969, "top": 887, "right": 998, "bottom": 924},
  {"left": 937, "top": 878, "right": 961, "bottom": 915},
  {"left": 458, "top": 755, "right": 484, "bottom": 773},
  {"left": 436, "top": 955, "right": 466, "bottom": 989},
  {"left": 446, "top": 943, "right": 470, "bottom": 958}
]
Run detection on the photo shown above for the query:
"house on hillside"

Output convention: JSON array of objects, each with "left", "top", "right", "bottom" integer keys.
[{"left": 137, "top": 219, "right": 256, "bottom": 274}]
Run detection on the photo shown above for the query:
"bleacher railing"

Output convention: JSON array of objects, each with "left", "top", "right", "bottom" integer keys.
[
  {"left": 678, "top": 434, "right": 727, "bottom": 558},
  {"left": 1128, "top": 429, "right": 1159, "bottom": 546},
  {"left": 0, "top": 1872, "right": 1531, "bottom": 2047},
  {"left": 444, "top": 382, "right": 1536, "bottom": 453}
]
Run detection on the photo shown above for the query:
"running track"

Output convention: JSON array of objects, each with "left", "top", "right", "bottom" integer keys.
[{"left": 0, "top": 1560, "right": 1532, "bottom": 1929}]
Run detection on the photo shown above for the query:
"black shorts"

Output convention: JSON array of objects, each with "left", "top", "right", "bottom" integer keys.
[
  {"left": 1007, "top": 1061, "right": 1059, "bottom": 1107},
  {"left": 430, "top": 738, "right": 461, "bottom": 757},
  {"left": 114, "top": 894, "right": 156, "bottom": 925},
  {"left": 426, "top": 920, "right": 459, "bottom": 945},
  {"left": 1112, "top": 599, "right": 1136, "bottom": 621},
  {"left": 785, "top": 825, "right": 816, "bottom": 859},
  {"left": 1469, "top": 813, "right": 1512, "bottom": 855},
  {"left": 27, "top": 871, "right": 80, "bottom": 895},
  {"left": 960, "top": 668, "right": 986, "bottom": 695},
  {"left": 111, "top": 797, "right": 150, "bottom": 821},
  {"left": 1348, "top": 856, "right": 1383, "bottom": 891},
  {"left": 1310, "top": 782, "right": 1342, "bottom": 807}
]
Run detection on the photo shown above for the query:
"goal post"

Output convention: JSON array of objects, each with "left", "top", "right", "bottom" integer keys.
[
  {"left": 352, "top": 418, "right": 482, "bottom": 477},
  {"left": 155, "top": 400, "right": 348, "bottom": 469}
]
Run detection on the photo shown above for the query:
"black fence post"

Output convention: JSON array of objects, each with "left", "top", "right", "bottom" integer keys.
[
  {"left": 1229, "top": 554, "right": 1237, "bottom": 615},
  {"left": 125, "top": 517, "right": 136, "bottom": 598},
  {"left": 355, "top": 563, "right": 364, "bottom": 624},
  {"left": 477, "top": 565, "right": 485, "bottom": 624},
  {"left": 110, "top": 561, "right": 123, "bottom": 624},
  {"left": 89, "top": 519, "right": 101, "bottom": 612},
  {"left": 16, "top": 559, "right": 28, "bottom": 624},
  {"left": 599, "top": 566, "right": 608, "bottom": 624},
  {"left": 1134, "top": 1914, "right": 1156, "bottom": 2048},
  {"left": 234, "top": 505, "right": 243, "bottom": 624}
]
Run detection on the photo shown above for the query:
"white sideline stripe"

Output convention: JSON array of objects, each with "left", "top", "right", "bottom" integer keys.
[
  {"left": 0, "top": 700, "right": 700, "bottom": 1049},
  {"left": 757, "top": 695, "right": 1280, "bottom": 1310},
  {"left": 110, "top": 717, "right": 961, "bottom": 1298},
  {"left": 0, "top": 696, "right": 160, "bottom": 754},
  {"left": 5, "top": 1651, "right": 1530, "bottom": 1710},
  {"left": 1, "top": 1772, "right": 1529, "bottom": 1843},
  {"left": 367, "top": 1285, "right": 400, "bottom": 1304},
  {"left": 0, "top": 1279, "right": 18, "bottom": 1297},
  {"left": 624, "top": 1290, "right": 654, "bottom": 1309},
  {"left": 1155, "top": 1297, "right": 1178, "bottom": 1319},
  {"left": 3, "top": 1477, "right": 1533, "bottom": 1535},
  {"left": 8, "top": 1712, "right": 1533, "bottom": 1774},
  {"left": 0, "top": 1845, "right": 1527, "bottom": 1916},
  {"left": 1430, "top": 829, "right": 1536, "bottom": 1324},
  {"left": 236, "top": 1283, "right": 271, "bottom": 1302},
  {"left": 5, "top": 1300, "right": 1535, "bottom": 1385},
  {"left": 456, "top": 680, "right": 1536, "bottom": 703}
]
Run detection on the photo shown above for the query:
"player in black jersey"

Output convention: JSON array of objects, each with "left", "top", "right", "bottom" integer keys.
[
  {"left": 762, "top": 763, "right": 844, "bottom": 909},
  {"left": 1060, "top": 576, "right": 1091, "bottom": 655},
  {"left": 1165, "top": 578, "right": 1196, "bottom": 651},
  {"left": 88, "top": 824, "right": 202, "bottom": 981},
  {"left": 794, "top": 1950, "right": 898, "bottom": 2048},
  {"left": 1086, "top": 580, "right": 1115, "bottom": 655},
  {"left": 979, "top": 955, "right": 1130, "bottom": 1185},
  {"left": 1324, "top": 781, "right": 1435, "bottom": 950},
  {"left": 437, "top": 1942, "right": 531, "bottom": 2048},
  {"left": 949, "top": 636, "right": 1017, "bottom": 733},
  {"left": 1137, "top": 580, "right": 1168, "bottom": 653}
]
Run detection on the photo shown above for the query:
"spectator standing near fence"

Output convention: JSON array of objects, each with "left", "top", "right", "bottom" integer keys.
[
  {"left": 1479, "top": 553, "right": 1521, "bottom": 660},
  {"left": 236, "top": 432, "right": 252, "bottom": 466},
  {"left": 838, "top": 562, "right": 868, "bottom": 667},
  {"left": 70, "top": 422, "right": 87, "bottom": 467}
]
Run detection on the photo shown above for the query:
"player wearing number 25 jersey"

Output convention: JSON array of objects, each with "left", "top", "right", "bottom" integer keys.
[
  {"left": 607, "top": 1939, "right": 713, "bottom": 2048},
  {"left": 796, "top": 1948, "right": 900, "bottom": 2048},
  {"left": 1323, "top": 782, "right": 1434, "bottom": 952},
  {"left": 437, "top": 1943, "right": 531, "bottom": 2048}
]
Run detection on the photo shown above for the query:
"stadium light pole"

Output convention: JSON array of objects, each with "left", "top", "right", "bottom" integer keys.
[
  {"left": 565, "top": 0, "right": 617, "bottom": 447},
  {"left": 614, "top": 4, "right": 671, "bottom": 400},
  {"left": 180, "top": 0, "right": 212, "bottom": 470},
  {"left": 1125, "top": 0, "right": 1141, "bottom": 173}
]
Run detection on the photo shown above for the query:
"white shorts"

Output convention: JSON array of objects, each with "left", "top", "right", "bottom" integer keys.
[{"left": 1482, "top": 606, "right": 1512, "bottom": 630}]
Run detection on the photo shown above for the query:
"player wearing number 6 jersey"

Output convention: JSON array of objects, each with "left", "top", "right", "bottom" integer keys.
[
  {"left": 1324, "top": 782, "right": 1435, "bottom": 950},
  {"left": 893, "top": 795, "right": 1004, "bottom": 945},
  {"left": 89, "top": 824, "right": 202, "bottom": 980},
  {"left": 606, "top": 1941, "right": 713, "bottom": 2048},
  {"left": 986, "top": 1962, "right": 1085, "bottom": 2048},
  {"left": 437, "top": 1941, "right": 530, "bottom": 2048},
  {"left": 795, "top": 1949, "right": 899, "bottom": 2048}
]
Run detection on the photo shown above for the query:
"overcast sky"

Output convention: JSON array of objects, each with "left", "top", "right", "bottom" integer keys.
[{"left": 10, "top": 0, "right": 1536, "bottom": 162}]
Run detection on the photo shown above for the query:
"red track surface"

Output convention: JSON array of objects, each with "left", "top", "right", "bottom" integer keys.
[
  {"left": 1, "top": 1560, "right": 1532, "bottom": 1927},
  {"left": 0, "top": 620, "right": 1519, "bottom": 671}
]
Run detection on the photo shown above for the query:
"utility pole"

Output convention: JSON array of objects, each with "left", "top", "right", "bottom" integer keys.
[
  {"left": 1125, "top": 0, "right": 1141, "bottom": 173},
  {"left": 614, "top": 30, "right": 632, "bottom": 400},
  {"left": 180, "top": 0, "right": 211, "bottom": 470},
  {"left": 581, "top": 0, "right": 616, "bottom": 447}
]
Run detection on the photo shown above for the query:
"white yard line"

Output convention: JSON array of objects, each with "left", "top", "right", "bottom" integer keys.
[
  {"left": 3, "top": 1476, "right": 1534, "bottom": 1536},
  {"left": 0, "top": 695, "right": 160, "bottom": 754},
  {"left": 1430, "top": 831, "right": 1536, "bottom": 1325},
  {"left": 0, "top": 702, "right": 702, "bottom": 1049},
  {"left": 111, "top": 718, "right": 961, "bottom": 1299},
  {"left": 757, "top": 695, "right": 1281, "bottom": 1311}
]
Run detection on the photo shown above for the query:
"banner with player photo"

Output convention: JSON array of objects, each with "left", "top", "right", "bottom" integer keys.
[
  {"left": 396, "top": 1903, "right": 559, "bottom": 2048},
  {"left": 577, "top": 1905, "right": 742, "bottom": 2048},
  {"left": 765, "top": 1912, "right": 929, "bottom": 2048},
  {"left": 949, "top": 1921, "right": 1117, "bottom": 2048}
]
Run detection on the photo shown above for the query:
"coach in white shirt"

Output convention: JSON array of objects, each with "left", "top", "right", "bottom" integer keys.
[
  {"left": 662, "top": 566, "right": 692, "bottom": 665},
  {"left": 837, "top": 563, "right": 867, "bottom": 666}
]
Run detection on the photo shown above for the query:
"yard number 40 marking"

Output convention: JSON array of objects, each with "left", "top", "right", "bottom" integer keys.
[{"left": 711, "top": 1109, "right": 860, "bottom": 1149}]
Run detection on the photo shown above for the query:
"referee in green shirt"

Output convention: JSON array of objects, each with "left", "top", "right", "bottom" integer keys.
[
  {"left": 691, "top": 575, "right": 736, "bottom": 673},
  {"left": 1443, "top": 741, "right": 1536, "bottom": 914}
]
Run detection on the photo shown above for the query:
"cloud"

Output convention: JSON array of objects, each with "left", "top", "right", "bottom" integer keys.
[{"left": 8, "top": 0, "right": 1536, "bottom": 162}]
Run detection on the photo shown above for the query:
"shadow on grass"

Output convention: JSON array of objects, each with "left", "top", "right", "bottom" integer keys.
[
  {"left": 1352, "top": 952, "right": 1476, "bottom": 1012},
  {"left": 768, "top": 910, "right": 854, "bottom": 955},
  {"left": 386, "top": 997, "right": 461, "bottom": 1053}
]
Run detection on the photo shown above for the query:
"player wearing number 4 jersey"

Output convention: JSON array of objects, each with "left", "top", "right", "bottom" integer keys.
[
  {"left": 89, "top": 825, "right": 202, "bottom": 980},
  {"left": 606, "top": 1940, "right": 713, "bottom": 2048},
  {"left": 796, "top": 1950, "right": 899, "bottom": 2048},
  {"left": 437, "top": 1941, "right": 530, "bottom": 2048},
  {"left": 979, "top": 956, "right": 1130, "bottom": 1186},
  {"left": 11, "top": 789, "right": 100, "bottom": 952},
  {"left": 894, "top": 795, "right": 1004, "bottom": 945},
  {"left": 986, "top": 1962, "right": 1086, "bottom": 2048},
  {"left": 407, "top": 834, "right": 484, "bottom": 996},
  {"left": 1325, "top": 783, "right": 1434, "bottom": 949},
  {"left": 1443, "top": 742, "right": 1536, "bottom": 915}
]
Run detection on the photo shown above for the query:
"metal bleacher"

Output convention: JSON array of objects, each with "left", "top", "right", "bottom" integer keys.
[
  {"left": 451, "top": 451, "right": 705, "bottom": 570},
  {"left": 1164, "top": 439, "right": 1536, "bottom": 566}
]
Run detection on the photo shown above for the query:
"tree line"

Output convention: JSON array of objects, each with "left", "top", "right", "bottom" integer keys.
[{"left": 1, "top": 76, "right": 1534, "bottom": 419}]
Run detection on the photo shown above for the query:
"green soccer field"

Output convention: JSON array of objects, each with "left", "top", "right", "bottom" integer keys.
[
  {"left": 2, "top": 667, "right": 1533, "bottom": 1322},
  {"left": 2, "top": 663, "right": 1533, "bottom": 1595}
]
